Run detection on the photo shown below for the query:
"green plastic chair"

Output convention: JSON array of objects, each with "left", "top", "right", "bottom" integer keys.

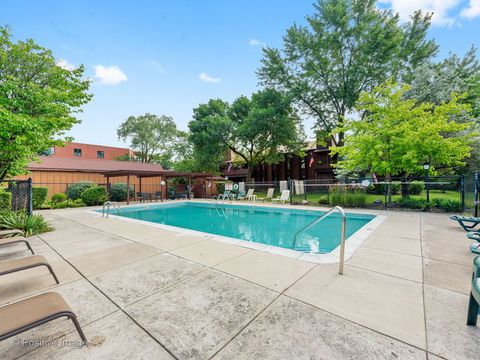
[
  {"left": 467, "top": 231, "right": 480, "bottom": 241},
  {"left": 450, "top": 215, "right": 480, "bottom": 231},
  {"left": 467, "top": 256, "right": 480, "bottom": 326}
]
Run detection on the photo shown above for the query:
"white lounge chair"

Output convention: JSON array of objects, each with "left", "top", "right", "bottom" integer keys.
[
  {"left": 258, "top": 188, "right": 274, "bottom": 202},
  {"left": 272, "top": 190, "right": 290, "bottom": 203}
]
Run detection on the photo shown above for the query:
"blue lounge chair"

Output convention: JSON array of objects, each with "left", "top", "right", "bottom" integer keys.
[
  {"left": 467, "top": 231, "right": 480, "bottom": 242},
  {"left": 467, "top": 256, "right": 480, "bottom": 325},
  {"left": 450, "top": 215, "right": 480, "bottom": 231}
]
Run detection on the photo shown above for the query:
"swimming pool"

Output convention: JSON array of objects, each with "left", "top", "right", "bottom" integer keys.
[{"left": 104, "top": 202, "right": 375, "bottom": 254}]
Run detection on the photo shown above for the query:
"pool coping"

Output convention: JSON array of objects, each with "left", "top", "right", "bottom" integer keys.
[{"left": 86, "top": 201, "right": 386, "bottom": 264}]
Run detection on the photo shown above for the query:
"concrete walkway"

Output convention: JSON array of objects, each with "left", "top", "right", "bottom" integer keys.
[{"left": 0, "top": 206, "right": 478, "bottom": 359}]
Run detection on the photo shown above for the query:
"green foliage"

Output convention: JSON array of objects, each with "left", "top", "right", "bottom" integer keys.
[
  {"left": 67, "top": 181, "right": 94, "bottom": 200},
  {"left": 367, "top": 183, "right": 400, "bottom": 195},
  {"left": 432, "top": 198, "right": 462, "bottom": 212},
  {"left": 81, "top": 186, "right": 107, "bottom": 206},
  {"left": 117, "top": 113, "right": 180, "bottom": 163},
  {"left": 0, "top": 210, "right": 51, "bottom": 236},
  {"left": 32, "top": 187, "right": 48, "bottom": 209},
  {"left": 109, "top": 183, "right": 134, "bottom": 202},
  {"left": 50, "top": 198, "right": 85, "bottom": 209},
  {"left": 333, "top": 82, "right": 474, "bottom": 178},
  {"left": 189, "top": 89, "right": 305, "bottom": 180},
  {"left": 257, "top": 0, "right": 437, "bottom": 144},
  {"left": 328, "top": 189, "right": 366, "bottom": 208},
  {"left": 399, "top": 198, "right": 429, "bottom": 210},
  {"left": 408, "top": 182, "right": 423, "bottom": 195},
  {"left": 0, "top": 189, "right": 12, "bottom": 210},
  {"left": 0, "top": 27, "right": 92, "bottom": 180},
  {"left": 216, "top": 183, "right": 225, "bottom": 194},
  {"left": 50, "top": 193, "right": 67, "bottom": 204}
]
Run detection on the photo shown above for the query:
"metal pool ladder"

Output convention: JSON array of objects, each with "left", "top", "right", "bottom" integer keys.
[
  {"left": 292, "top": 206, "right": 347, "bottom": 275},
  {"left": 102, "top": 201, "right": 126, "bottom": 218}
]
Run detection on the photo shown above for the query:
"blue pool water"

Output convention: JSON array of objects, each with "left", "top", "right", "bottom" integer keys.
[{"left": 106, "top": 202, "right": 375, "bottom": 254}]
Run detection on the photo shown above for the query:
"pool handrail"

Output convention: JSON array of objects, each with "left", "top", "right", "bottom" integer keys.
[
  {"left": 102, "top": 201, "right": 126, "bottom": 218},
  {"left": 292, "top": 206, "right": 347, "bottom": 275}
]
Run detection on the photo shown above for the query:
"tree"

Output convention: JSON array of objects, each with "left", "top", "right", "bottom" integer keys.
[
  {"left": 406, "top": 48, "right": 480, "bottom": 171},
  {"left": 0, "top": 27, "right": 92, "bottom": 180},
  {"left": 257, "top": 0, "right": 437, "bottom": 146},
  {"left": 332, "top": 82, "right": 474, "bottom": 196},
  {"left": 189, "top": 89, "right": 305, "bottom": 181},
  {"left": 117, "top": 113, "right": 179, "bottom": 163}
]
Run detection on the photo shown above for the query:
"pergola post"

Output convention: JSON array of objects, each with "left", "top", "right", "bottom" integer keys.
[
  {"left": 188, "top": 176, "right": 191, "bottom": 200},
  {"left": 139, "top": 177, "right": 142, "bottom": 195},
  {"left": 165, "top": 178, "right": 168, "bottom": 200},
  {"left": 126, "top": 173, "right": 131, "bottom": 205}
]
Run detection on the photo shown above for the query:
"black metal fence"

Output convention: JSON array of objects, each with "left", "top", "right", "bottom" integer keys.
[
  {"left": 232, "top": 175, "right": 467, "bottom": 212},
  {"left": 0, "top": 179, "right": 33, "bottom": 215}
]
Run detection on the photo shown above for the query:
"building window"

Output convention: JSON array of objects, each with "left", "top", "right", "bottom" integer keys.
[
  {"left": 40, "top": 147, "right": 55, "bottom": 156},
  {"left": 97, "top": 151, "right": 105, "bottom": 159},
  {"left": 73, "top": 148, "right": 82, "bottom": 157}
]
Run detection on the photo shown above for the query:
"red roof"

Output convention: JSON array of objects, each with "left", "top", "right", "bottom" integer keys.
[{"left": 29, "top": 156, "right": 164, "bottom": 174}]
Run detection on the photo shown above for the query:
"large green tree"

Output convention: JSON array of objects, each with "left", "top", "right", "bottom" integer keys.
[
  {"left": 332, "top": 82, "right": 474, "bottom": 189},
  {"left": 257, "top": 0, "right": 437, "bottom": 146},
  {"left": 189, "top": 89, "right": 305, "bottom": 181},
  {"left": 0, "top": 27, "right": 92, "bottom": 180},
  {"left": 117, "top": 113, "right": 180, "bottom": 164}
]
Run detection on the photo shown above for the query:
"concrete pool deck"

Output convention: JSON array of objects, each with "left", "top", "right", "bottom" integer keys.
[{"left": 0, "top": 203, "right": 479, "bottom": 359}]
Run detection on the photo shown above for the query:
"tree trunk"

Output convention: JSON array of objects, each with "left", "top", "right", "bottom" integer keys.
[
  {"left": 386, "top": 172, "right": 392, "bottom": 204},
  {"left": 401, "top": 175, "right": 409, "bottom": 199},
  {"left": 246, "top": 166, "right": 253, "bottom": 184}
]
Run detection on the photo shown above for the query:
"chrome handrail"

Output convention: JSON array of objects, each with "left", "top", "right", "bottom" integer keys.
[
  {"left": 102, "top": 201, "right": 126, "bottom": 218},
  {"left": 292, "top": 206, "right": 347, "bottom": 275}
]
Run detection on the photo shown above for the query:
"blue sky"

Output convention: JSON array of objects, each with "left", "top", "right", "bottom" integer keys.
[{"left": 1, "top": 0, "right": 480, "bottom": 147}]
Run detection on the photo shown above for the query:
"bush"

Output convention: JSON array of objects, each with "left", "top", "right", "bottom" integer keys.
[
  {"left": 0, "top": 189, "right": 12, "bottom": 210},
  {"left": 0, "top": 210, "right": 51, "bottom": 236},
  {"left": 67, "top": 181, "right": 94, "bottom": 200},
  {"left": 407, "top": 182, "right": 423, "bottom": 195},
  {"left": 433, "top": 199, "right": 462, "bottom": 212},
  {"left": 81, "top": 186, "right": 107, "bottom": 206},
  {"left": 50, "top": 198, "right": 86, "bottom": 209},
  {"left": 32, "top": 187, "right": 48, "bottom": 209},
  {"left": 398, "top": 198, "right": 429, "bottom": 210},
  {"left": 109, "top": 183, "right": 134, "bottom": 202},
  {"left": 329, "top": 189, "right": 366, "bottom": 208},
  {"left": 318, "top": 195, "right": 329, "bottom": 205},
  {"left": 51, "top": 193, "right": 67, "bottom": 204},
  {"left": 367, "top": 182, "right": 400, "bottom": 195}
]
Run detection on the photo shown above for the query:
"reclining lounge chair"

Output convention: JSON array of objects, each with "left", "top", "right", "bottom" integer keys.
[
  {"left": 467, "top": 256, "right": 480, "bottom": 326},
  {"left": 0, "top": 255, "right": 59, "bottom": 284},
  {"left": 0, "top": 229, "right": 23, "bottom": 238},
  {"left": 0, "top": 292, "right": 87, "bottom": 344},
  {"left": 450, "top": 215, "right": 480, "bottom": 231},
  {"left": 0, "top": 237, "right": 34, "bottom": 255}
]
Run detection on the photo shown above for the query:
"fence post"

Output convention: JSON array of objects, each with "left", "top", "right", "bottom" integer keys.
[
  {"left": 288, "top": 178, "right": 293, "bottom": 204},
  {"left": 475, "top": 172, "right": 479, "bottom": 217},
  {"left": 27, "top": 178, "right": 33, "bottom": 216},
  {"left": 460, "top": 175, "right": 465, "bottom": 212}
]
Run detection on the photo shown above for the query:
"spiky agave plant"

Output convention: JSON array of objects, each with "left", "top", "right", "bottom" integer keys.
[{"left": 0, "top": 211, "right": 51, "bottom": 236}]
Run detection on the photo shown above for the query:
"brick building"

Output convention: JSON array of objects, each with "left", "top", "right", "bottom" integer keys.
[
  {"left": 222, "top": 140, "right": 336, "bottom": 182},
  {"left": 44, "top": 142, "right": 135, "bottom": 161}
]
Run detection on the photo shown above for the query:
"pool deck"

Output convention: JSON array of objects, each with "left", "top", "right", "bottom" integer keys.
[{"left": 0, "top": 201, "right": 479, "bottom": 359}]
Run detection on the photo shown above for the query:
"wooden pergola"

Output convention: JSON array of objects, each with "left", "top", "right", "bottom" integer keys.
[{"left": 103, "top": 170, "right": 215, "bottom": 204}]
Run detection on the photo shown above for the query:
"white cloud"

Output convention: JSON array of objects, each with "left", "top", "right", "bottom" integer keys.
[
  {"left": 199, "top": 72, "right": 221, "bottom": 83},
  {"left": 94, "top": 65, "right": 127, "bottom": 85},
  {"left": 148, "top": 59, "right": 165, "bottom": 73},
  {"left": 379, "top": 0, "right": 461, "bottom": 27},
  {"left": 461, "top": 0, "right": 480, "bottom": 18},
  {"left": 248, "top": 38, "right": 266, "bottom": 47},
  {"left": 56, "top": 59, "right": 75, "bottom": 71}
]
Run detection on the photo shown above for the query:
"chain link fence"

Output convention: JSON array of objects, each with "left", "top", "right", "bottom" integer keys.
[
  {"left": 0, "top": 179, "right": 33, "bottom": 215},
  {"left": 228, "top": 175, "right": 466, "bottom": 212}
]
